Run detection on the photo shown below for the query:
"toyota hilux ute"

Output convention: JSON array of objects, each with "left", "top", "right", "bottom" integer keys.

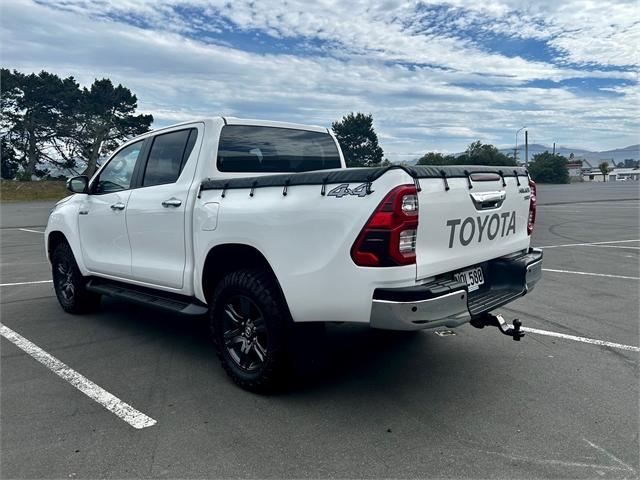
[{"left": 46, "top": 117, "right": 542, "bottom": 391}]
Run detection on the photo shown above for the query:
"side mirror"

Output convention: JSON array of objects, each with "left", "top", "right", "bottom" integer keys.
[{"left": 67, "top": 175, "right": 89, "bottom": 194}]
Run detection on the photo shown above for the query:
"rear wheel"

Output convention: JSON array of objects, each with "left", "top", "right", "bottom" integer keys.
[
  {"left": 209, "top": 269, "right": 289, "bottom": 392},
  {"left": 52, "top": 242, "right": 101, "bottom": 313}
]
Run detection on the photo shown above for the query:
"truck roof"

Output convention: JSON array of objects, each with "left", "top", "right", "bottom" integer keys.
[{"left": 141, "top": 117, "right": 329, "bottom": 137}]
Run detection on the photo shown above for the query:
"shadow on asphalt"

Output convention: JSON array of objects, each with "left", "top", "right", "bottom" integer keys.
[{"left": 85, "top": 297, "right": 482, "bottom": 396}]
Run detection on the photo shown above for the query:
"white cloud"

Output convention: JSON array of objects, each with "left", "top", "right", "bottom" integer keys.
[
  {"left": 1, "top": 0, "right": 638, "bottom": 159},
  {"left": 474, "top": 0, "right": 640, "bottom": 67},
  {"left": 36, "top": 0, "right": 639, "bottom": 69}
]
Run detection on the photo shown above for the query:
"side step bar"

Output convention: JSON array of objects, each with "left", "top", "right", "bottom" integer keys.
[{"left": 86, "top": 279, "right": 208, "bottom": 316}]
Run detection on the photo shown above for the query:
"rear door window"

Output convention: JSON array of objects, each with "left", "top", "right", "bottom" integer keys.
[
  {"left": 217, "top": 125, "right": 341, "bottom": 173},
  {"left": 142, "top": 128, "right": 197, "bottom": 187}
]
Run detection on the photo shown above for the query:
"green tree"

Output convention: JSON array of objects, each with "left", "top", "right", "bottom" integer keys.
[
  {"left": 417, "top": 151, "right": 456, "bottom": 165},
  {"left": 332, "top": 112, "right": 384, "bottom": 167},
  {"left": 1, "top": 69, "right": 81, "bottom": 179},
  {"left": 598, "top": 161, "right": 610, "bottom": 181},
  {"left": 528, "top": 152, "right": 569, "bottom": 184},
  {"left": 456, "top": 141, "right": 516, "bottom": 166},
  {"left": 1, "top": 136, "right": 20, "bottom": 179},
  {"left": 1, "top": 70, "right": 153, "bottom": 178},
  {"left": 72, "top": 79, "right": 153, "bottom": 176}
]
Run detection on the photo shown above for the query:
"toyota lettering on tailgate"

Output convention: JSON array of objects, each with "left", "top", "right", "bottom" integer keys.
[{"left": 446, "top": 211, "right": 516, "bottom": 248}]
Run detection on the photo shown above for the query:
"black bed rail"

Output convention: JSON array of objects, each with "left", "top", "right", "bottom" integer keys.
[{"left": 200, "top": 164, "right": 529, "bottom": 196}]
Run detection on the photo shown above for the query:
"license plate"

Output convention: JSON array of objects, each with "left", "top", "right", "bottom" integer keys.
[{"left": 454, "top": 266, "right": 485, "bottom": 291}]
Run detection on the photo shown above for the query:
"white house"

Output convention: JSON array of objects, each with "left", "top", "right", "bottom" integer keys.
[
  {"left": 582, "top": 170, "right": 607, "bottom": 182},
  {"left": 609, "top": 168, "right": 640, "bottom": 181}
]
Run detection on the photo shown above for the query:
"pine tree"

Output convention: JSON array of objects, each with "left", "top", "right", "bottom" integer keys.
[
  {"left": 74, "top": 79, "right": 153, "bottom": 176},
  {"left": 1, "top": 69, "right": 80, "bottom": 178}
]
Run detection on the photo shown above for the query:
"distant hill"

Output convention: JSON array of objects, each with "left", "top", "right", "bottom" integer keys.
[
  {"left": 397, "top": 144, "right": 639, "bottom": 167},
  {"left": 582, "top": 145, "right": 640, "bottom": 164},
  {"left": 498, "top": 144, "right": 639, "bottom": 167},
  {"left": 498, "top": 144, "right": 588, "bottom": 161}
]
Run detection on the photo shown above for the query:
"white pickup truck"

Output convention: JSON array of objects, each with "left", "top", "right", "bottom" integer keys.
[{"left": 46, "top": 117, "right": 542, "bottom": 391}]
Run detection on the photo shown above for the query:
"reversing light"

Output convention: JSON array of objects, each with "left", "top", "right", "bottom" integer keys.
[{"left": 398, "top": 229, "right": 417, "bottom": 255}]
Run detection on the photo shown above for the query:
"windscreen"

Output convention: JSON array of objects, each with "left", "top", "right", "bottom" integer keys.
[{"left": 217, "top": 125, "right": 341, "bottom": 173}]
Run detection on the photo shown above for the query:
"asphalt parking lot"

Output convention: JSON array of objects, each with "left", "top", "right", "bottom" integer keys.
[{"left": 1, "top": 182, "right": 639, "bottom": 479}]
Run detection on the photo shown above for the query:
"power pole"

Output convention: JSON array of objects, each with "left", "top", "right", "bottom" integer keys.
[
  {"left": 552, "top": 142, "right": 556, "bottom": 156},
  {"left": 515, "top": 126, "right": 526, "bottom": 165},
  {"left": 525, "top": 130, "right": 529, "bottom": 167}
]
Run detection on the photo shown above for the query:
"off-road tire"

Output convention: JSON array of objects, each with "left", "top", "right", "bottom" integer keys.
[
  {"left": 209, "top": 269, "right": 289, "bottom": 392},
  {"left": 52, "top": 242, "right": 101, "bottom": 314}
]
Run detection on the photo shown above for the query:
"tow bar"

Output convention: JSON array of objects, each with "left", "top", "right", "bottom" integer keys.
[{"left": 470, "top": 312, "right": 525, "bottom": 341}]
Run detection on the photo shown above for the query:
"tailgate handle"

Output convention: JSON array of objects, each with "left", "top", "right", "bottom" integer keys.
[{"left": 470, "top": 191, "right": 506, "bottom": 210}]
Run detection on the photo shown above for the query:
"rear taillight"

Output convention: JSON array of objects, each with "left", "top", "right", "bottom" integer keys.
[
  {"left": 351, "top": 185, "right": 418, "bottom": 267},
  {"left": 528, "top": 179, "right": 537, "bottom": 235}
]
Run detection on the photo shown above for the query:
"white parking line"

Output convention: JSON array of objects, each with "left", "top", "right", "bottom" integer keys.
[
  {"left": 521, "top": 326, "right": 640, "bottom": 353},
  {"left": 542, "top": 268, "right": 639, "bottom": 280},
  {"left": 0, "top": 324, "right": 157, "bottom": 429},
  {"left": 0, "top": 280, "right": 53, "bottom": 287},
  {"left": 539, "top": 239, "right": 639, "bottom": 249},
  {"left": 482, "top": 438, "right": 636, "bottom": 473},
  {"left": 539, "top": 205, "right": 640, "bottom": 210},
  {"left": 18, "top": 228, "right": 44, "bottom": 234},
  {"left": 578, "top": 244, "right": 640, "bottom": 250}
]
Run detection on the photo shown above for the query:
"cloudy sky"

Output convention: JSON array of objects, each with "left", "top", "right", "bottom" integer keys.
[{"left": 2, "top": 0, "right": 638, "bottom": 160}]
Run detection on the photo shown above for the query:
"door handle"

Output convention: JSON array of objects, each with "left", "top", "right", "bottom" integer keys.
[
  {"left": 110, "top": 202, "right": 126, "bottom": 211},
  {"left": 161, "top": 198, "right": 182, "bottom": 208},
  {"left": 79, "top": 210, "right": 89, "bottom": 215}
]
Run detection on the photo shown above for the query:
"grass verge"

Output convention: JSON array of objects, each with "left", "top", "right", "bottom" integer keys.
[{"left": 0, "top": 180, "right": 69, "bottom": 202}]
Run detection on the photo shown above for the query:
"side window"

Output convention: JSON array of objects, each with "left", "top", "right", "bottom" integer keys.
[
  {"left": 142, "top": 128, "right": 197, "bottom": 187},
  {"left": 94, "top": 141, "right": 143, "bottom": 194}
]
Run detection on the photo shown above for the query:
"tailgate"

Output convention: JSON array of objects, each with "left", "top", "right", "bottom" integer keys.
[{"left": 415, "top": 174, "right": 531, "bottom": 281}]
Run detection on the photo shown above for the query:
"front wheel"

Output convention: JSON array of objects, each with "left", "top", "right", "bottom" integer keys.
[
  {"left": 209, "top": 269, "right": 289, "bottom": 392},
  {"left": 52, "top": 242, "right": 101, "bottom": 314}
]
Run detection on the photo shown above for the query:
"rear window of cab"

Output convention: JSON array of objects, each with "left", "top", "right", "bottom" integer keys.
[{"left": 217, "top": 125, "right": 341, "bottom": 173}]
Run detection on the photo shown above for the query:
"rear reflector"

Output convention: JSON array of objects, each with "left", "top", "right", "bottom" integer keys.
[{"left": 351, "top": 185, "right": 419, "bottom": 267}]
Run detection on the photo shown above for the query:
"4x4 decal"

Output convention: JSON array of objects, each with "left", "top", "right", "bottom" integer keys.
[{"left": 326, "top": 183, "right": 369, "bottom": 198}]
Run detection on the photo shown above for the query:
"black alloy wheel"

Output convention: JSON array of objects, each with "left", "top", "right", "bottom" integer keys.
[
  {"left": 222, "top": 294, "right": 269, "bottom": 372},
  {"left": 209, "top": 268, "right": 289, "bottom": 392},
  {"left": 54, "top": 257, "right": 76, "bottom": 303},
  {"left": 51, "top": 241, "right": 101, "bottom": 313}
]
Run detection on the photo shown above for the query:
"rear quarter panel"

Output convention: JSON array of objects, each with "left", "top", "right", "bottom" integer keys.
[{"left": 193, "top": 168, "right": 417, "bottom": 323}]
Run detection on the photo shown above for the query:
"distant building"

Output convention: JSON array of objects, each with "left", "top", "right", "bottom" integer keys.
[
  {"left": 581, "top": 166, "right": 639, "bottom": 182},
  {"left": 575, "top": 157, "right": 593, "bottom": 169},
  {"left": 582, "top": 170, "right": 606, "bottom": 182},
  {"left": 609, "top": 168, "right": 640, "bottom": 181},
  {"left": 566, "top": 162, "right": 583, "bottom": 182}
]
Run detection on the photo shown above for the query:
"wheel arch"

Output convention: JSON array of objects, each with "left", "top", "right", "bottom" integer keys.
[
  {"left": 47, "top": 230, "right": 69, "bottom": 263},
  {"left": 201, "top": 243, "right": 289, "bottom": 310}
]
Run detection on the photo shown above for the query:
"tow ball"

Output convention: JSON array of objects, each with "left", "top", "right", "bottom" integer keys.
[{"left": 470, "top": 312, "right": 525, "bottom": 341}]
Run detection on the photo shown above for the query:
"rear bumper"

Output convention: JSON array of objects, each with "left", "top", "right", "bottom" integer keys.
[{"left": 370, "top": 248, "right": 543, "bottom": 331}]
